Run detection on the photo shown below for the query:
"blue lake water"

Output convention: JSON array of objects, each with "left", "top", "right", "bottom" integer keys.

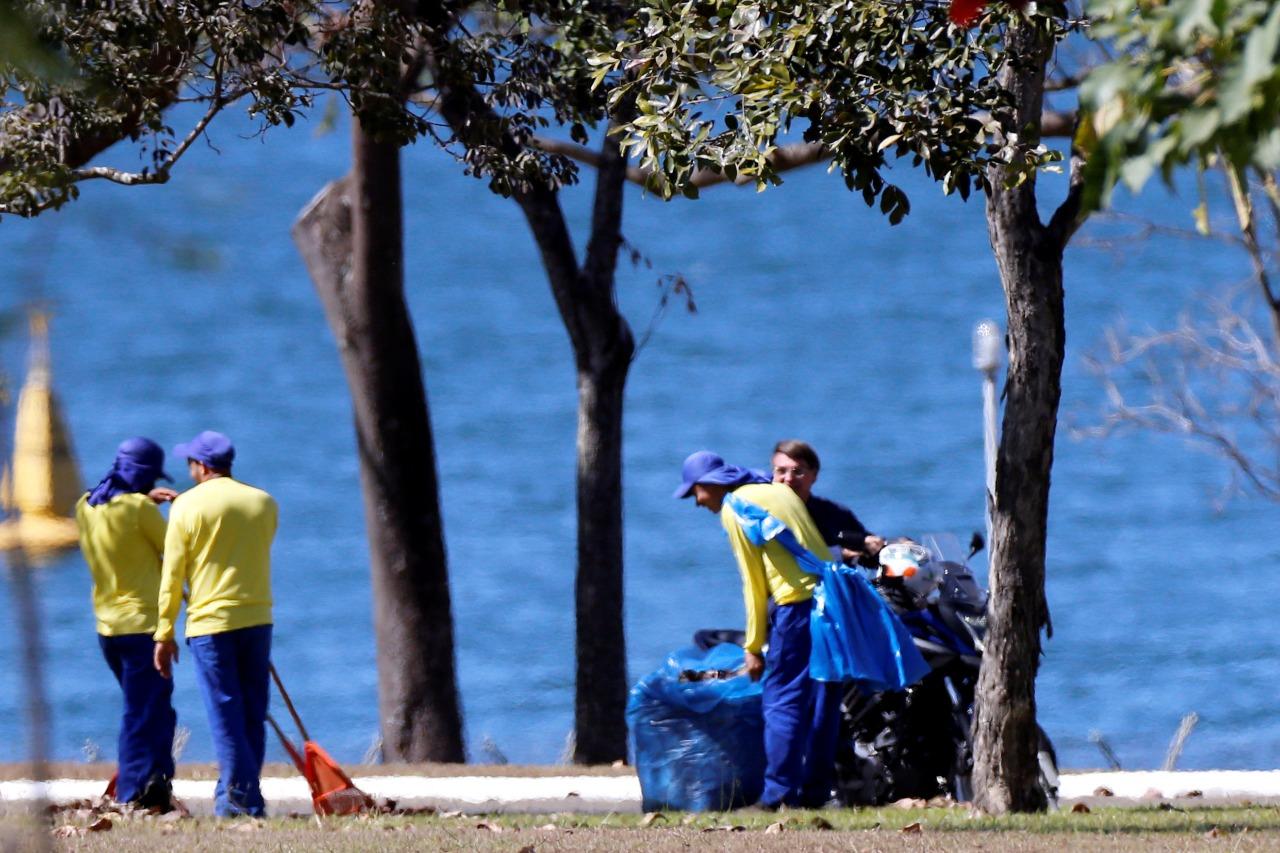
[{"left": 0, "top": 105, "right": 1275, "bottom": 773}]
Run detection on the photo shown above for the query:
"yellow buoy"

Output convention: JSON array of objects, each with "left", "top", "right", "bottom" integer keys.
[{"left": 0, "top": 312, "right": 82, "bottom": 555}]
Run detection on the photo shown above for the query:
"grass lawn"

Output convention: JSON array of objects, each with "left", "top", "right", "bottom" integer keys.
[
  {"left": 0, "top": 761, "right": 635, "bottom": 782},
  {"left": 5, "top": 804, "right": 1280, "bottom": 851}
]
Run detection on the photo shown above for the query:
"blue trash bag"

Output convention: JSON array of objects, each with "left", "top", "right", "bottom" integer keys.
[
  {"left": 809, "top": 562, "right": 930, "bottom": 690},
  {"left": 627, "top": 643, "right": 765, "bottom": 812}
]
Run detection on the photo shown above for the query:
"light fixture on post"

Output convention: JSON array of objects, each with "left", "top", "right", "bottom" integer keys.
[{"left": 972, "top": 319, "right": 1002, "bottom": 556}]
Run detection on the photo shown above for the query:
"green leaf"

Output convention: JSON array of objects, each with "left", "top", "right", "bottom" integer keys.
[{"left": 1176, "top": 106, "right": 1221, "bottom": 151}]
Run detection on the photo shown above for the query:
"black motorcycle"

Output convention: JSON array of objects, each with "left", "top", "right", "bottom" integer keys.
[
  {"left": 834, "top": 532, "right": 1059, "bottom": 807},
  {"left": 694, "top": 532, "right": 1059, "bottom": 808}
]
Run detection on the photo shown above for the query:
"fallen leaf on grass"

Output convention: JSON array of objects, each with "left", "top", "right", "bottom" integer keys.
[
  {"left": 765, "top": 822, "right": 785, "bottom": 834},
  {"left": 232, "top": 821, "right": 262, "bottom": 832},
  {"left": 681, "top": 813, "right": 698, "bottom": 825},
  {"left": 518, "top": 846, "right": 537, "bottom": 853},
  {"left": 1092, "top": 786, "right": 1114, "bottom": 797},
  {"left": 641, "top": 812, "right": 666, "bottom": 826},
  {"left": 701, "top": 824, "right": 745, "bottom": 832},
  {"left": 1205, "top": 827, "right": 1220, "bottom": 838},
  {"left": 809, "top": 816, "right": 833, "bottom": 830},
  {"left": 892, "top": 798, "right": 928, "bottom": 809},
  {"left": 565, "top": 791, "right": 580, "bottom": 798},
  {"left": 475, "top": 821, "right": 503, "bottom": 833},
  {"left": 1070, "top": 803, "right": 1091, "bottom": 814},
  {"left": 88, "top": 816, "right": 113, "bottom": 832},
  {"left": 1180, "top": 790, "right": 1203, "bottom": 798},
  {"left": 51, "top": 826, "right": 84, "bottom": 838},
  {"left": 440, "top": 810, "right": 463, "bottom": 818},
  {"left": 900, "top": 822, "right": 923, "bottom": 834}
]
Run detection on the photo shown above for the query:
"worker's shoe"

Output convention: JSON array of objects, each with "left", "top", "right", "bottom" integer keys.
[{"left": 131, "top": 775, "right": 174, "bottom": 814}]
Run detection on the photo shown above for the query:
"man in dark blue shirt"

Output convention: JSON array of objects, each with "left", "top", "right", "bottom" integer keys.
[{"left": 772, "top": 439, "right": 884, "bottom": 566}]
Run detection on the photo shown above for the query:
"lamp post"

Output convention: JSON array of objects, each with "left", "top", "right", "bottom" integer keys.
[{"left": 972, "top": 319, "right": 1002, "bottom": 554}]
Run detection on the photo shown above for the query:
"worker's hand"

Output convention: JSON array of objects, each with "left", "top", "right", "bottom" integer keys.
[
  {"left": 744, "top": 650, "right": 765, "bottom": 682},
  {"left": 154, "top": 640, "right": 179, "bottom": 678},
  {"left": 840, "top": 547, "right": 863, "bottom": 566},
  {"left": 864, "top": 535, "right": 886, "bottom": 558},
  {"left": 148, "top": 487, "right": 179, "bottom": 504}
]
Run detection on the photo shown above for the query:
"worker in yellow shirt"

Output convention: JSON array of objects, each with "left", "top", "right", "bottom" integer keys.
[
  {"left": 675, "top": 450, "right": 841, "bottom": 809},
  {"left": 153, "top": 430, "right": 277, "bottom": 817},
  {"left": 76, "top": 437, "right": 178, "bottom": 810}
]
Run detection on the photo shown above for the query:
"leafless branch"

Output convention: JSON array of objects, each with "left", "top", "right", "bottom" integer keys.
[
  {"left": 1045, "top": 73, "right": 1081, "bottom": 92},
  {"left": 72, "top": 85, "right": 229, "bottom": 186},
  {"left": 1079, "top": 284, "right": 1280, "bottom": 502},
  {"left": 1074, "top": 211, "right": 1247, "bottom": 255},
  {"left": 1040, "top": 109, "right": 1076, "bottom": 139}
]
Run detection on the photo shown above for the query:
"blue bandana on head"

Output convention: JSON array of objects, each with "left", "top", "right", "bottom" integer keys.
[
  {"left": 86, "top": 437, "right": 172, "bottom": 507},
  {"left": 673, "top": 450, "right": 771, "bottom": 498}
]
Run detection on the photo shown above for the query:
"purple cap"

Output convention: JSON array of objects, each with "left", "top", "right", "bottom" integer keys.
[
  {"left": 174, "top": 430, "right": 235, "bottom": 470},
  {"left": 117, "top": 436, "right": 172, "bottom": 483},
  {"left": 673, "top": 450, "right": 764, "bottom": 498}
]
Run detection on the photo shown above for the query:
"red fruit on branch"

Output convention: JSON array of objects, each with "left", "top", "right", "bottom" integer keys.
[{"left": 948, "top": 0, "right": 1031, "bottom": 26}]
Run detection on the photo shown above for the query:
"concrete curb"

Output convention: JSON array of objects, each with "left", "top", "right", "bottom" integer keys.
[{"left": 4, "top": 770, "right": 1280, "bottom": 815}]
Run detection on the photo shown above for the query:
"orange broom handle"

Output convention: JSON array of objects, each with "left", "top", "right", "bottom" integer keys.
[
  {"left": 266, "top": 712, "right": 308, "bottom": 776},
  {"left": 269, "top": 663, "right": 312, "bottom": 742}
]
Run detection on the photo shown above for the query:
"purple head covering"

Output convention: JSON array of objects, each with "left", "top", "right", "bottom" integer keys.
[
  {"left": 174, "top": 430, "right": 235, "bottom": 471},
  {"left": 86, "top": 437, "right": 172, "bottom": 507},
  {"left": 673, "top": 450, "right": 770, "bottom": 498}
]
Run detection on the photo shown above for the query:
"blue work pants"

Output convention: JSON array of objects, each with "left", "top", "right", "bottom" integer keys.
[
  {"left": 187, "top": 624, "right": 272, "bottom": 817},
  {"left": 760, "top": 598, "right": 841, "bottom": 807},
  {"left": 98, "top": 633, "right": 176, "bottom": 803}
]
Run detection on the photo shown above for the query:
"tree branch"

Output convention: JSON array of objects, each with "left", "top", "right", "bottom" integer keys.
[
  {"left": 68, "top": 93, "right": 227, "bottom": 187},
  {"left": 1082, "top": 290, "right": 1280, "bottom": 502},
  {"left": 533, "top": 109, "right": 1076, "bottom": 196},
  {"left": 1047, "top": 128, "right": 1087, "bottom": 249},
  {"left": 530, "top": 134, "right": 649, "bottom": 188},
  {"left": 583, "top": 116, "right": 631, "bottom": 290}
]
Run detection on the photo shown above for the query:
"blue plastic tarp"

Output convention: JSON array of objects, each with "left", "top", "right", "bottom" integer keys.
[
  {"left": 809, "top": 562, "right": 930, "bottom": 690},
  {"left": 627, "top": 643, "right": 765, "bottom": 812}
]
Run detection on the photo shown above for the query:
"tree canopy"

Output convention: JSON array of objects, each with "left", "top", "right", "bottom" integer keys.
[
  {"left": 1081, "top": 0, "right": 1280, "bottom": 208},
  {"left": 0, "top": 1, "right": 625, "bottom": 216},
  {"left": 597, "top": 0, "right": 1070, "bottom": 217}
]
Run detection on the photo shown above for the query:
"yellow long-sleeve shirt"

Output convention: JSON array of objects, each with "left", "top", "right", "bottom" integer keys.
[
  {"left": 719, "top": 482, "right": 828, "bottom": 654},
  {"left": 155, "top": 476, "right": 277, "bottom": 641},
  {"left": 75, "top": 492, "right": 167, "bottom": 636}
]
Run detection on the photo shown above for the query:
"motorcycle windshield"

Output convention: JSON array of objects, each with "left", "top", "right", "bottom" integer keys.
[{"left": 919, "top": 532, "right": 965, "bottom": 565}]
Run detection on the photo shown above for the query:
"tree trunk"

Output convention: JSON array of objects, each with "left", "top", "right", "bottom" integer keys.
[
  {"left": 514, "top": 126, "right": 635, "bottom": 764},
  {"left": 430, "top": 51, "right": 636, "bottom": 761},
  {"left": 971, "top": 18, "right": 1062, "bottom": 814},
  {"left": 571, "top": 357, "right": 631, "bottom": 763},
  {"left": 292, "top": 118, "right": 465, "bottom": 763}
]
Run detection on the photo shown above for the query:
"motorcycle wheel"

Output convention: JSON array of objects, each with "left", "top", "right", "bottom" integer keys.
[
  {"left": 1036, "top": 726, "right": 1061, "bottom": 811},
  {"left": 949, "top": 726, "right": 1059, "bottom": 809}
]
